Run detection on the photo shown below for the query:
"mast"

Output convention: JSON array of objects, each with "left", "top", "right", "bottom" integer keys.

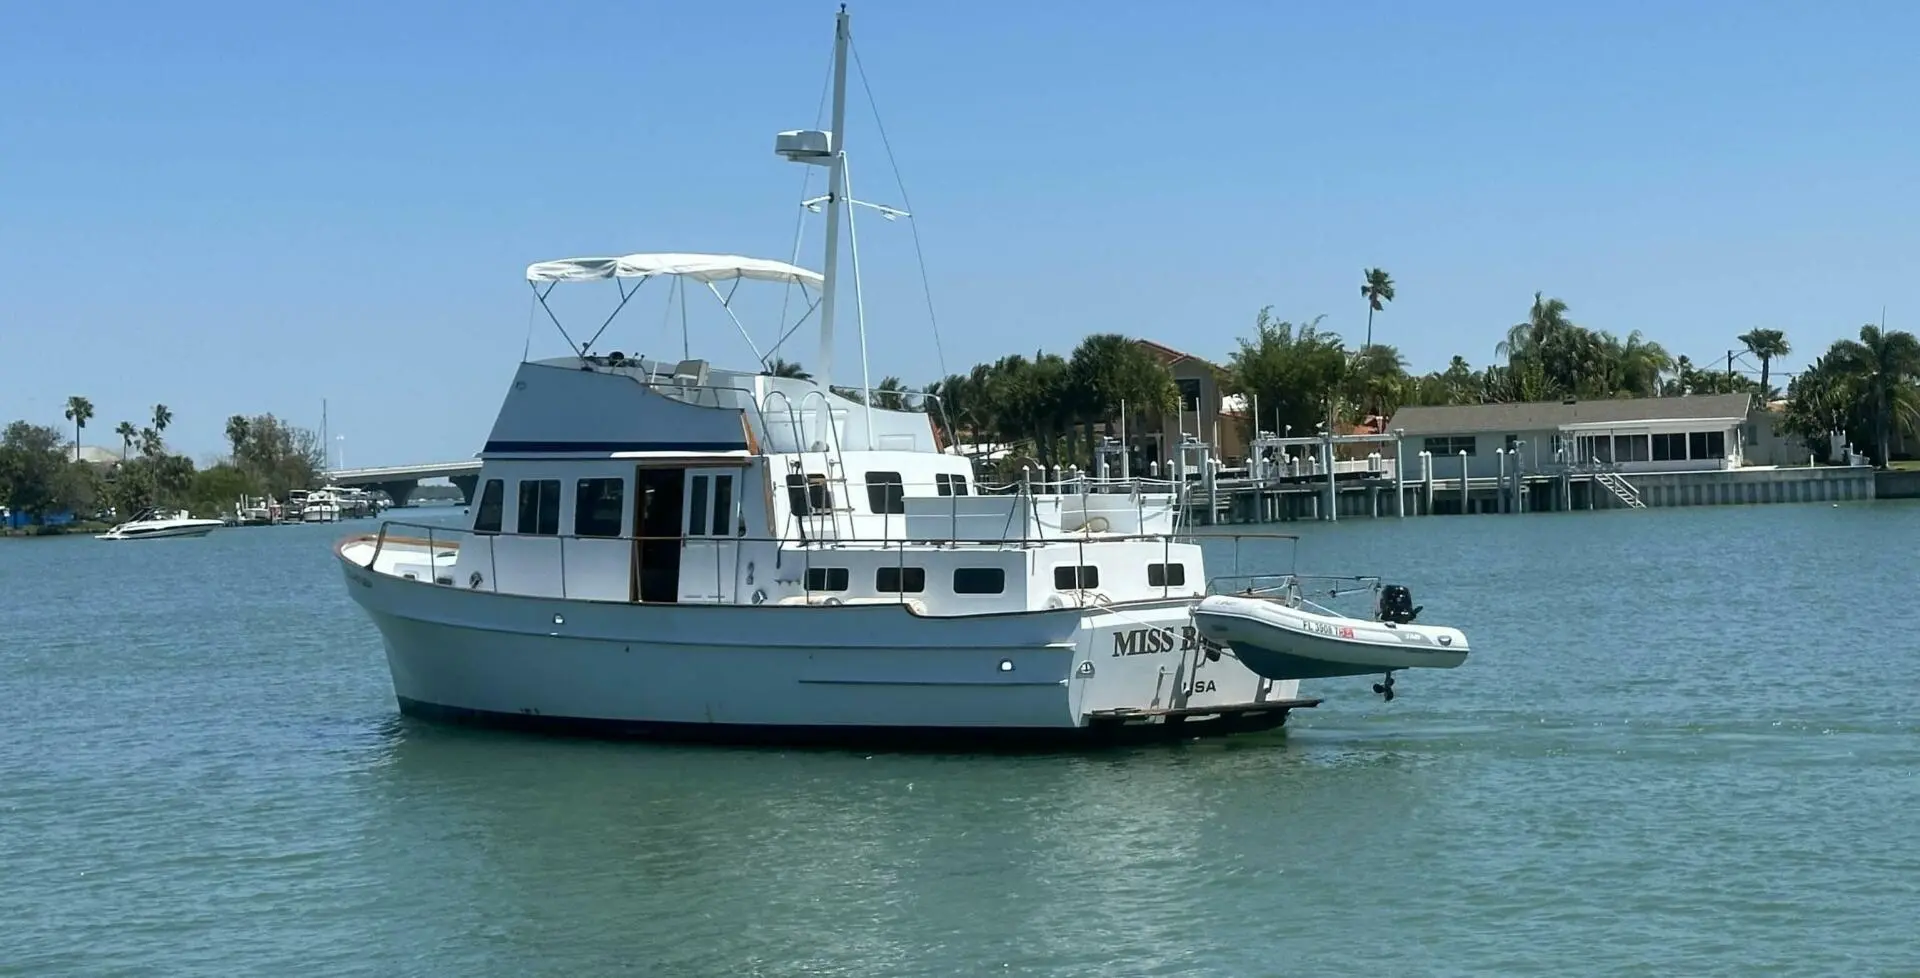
[{"left": 816, "top": 4, "right": 851, "bottom": 395}]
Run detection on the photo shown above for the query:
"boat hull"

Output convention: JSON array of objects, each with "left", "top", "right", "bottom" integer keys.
[
  {"left": 339, "top": 549, "right": 1315, "bottom": 746},
  {"left": 96, "top": 520, "right": 222, "bottom": 540},
  {"left": 1193, "top": 594, "right": 1470, "bottom": 680}
]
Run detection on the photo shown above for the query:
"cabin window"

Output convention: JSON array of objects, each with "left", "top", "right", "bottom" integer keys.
[
  {"left": 688, "top": 475, "right": 710, "bottom": 538},
  {"left": 953, "top": 567, "right": 1005, "bottom": 594},
  {"left": 516, "top": 479, "right": 561, "bottom": 535},
  {"left": 1652, "top": 432, "right": 1686, "bottom": 461},
  {"left": 785, "top": 473, "right": 833, "bottom": 516},
  {"left": 805, "top": 567, "right": 849, "bottom": 591},
  {"left": 1148, "top": 563, "right": 1186, "bottom": 587},
  {"left": 1423, "top": 436, "right": 1475, "bottom": 456},
  {"left": 1690, "top": 431, "right": 1726, "bottom": 459},
  {"left": 1053, "top": 565, "right": 1100, "bottom": 590},
  {"left": 865, "top": 471, "right": 905, "bottom": 514},
  {"left": 473, "top": 479, "right": 505, "bottom": 533},
  {"left": 574, "top": 479, "right": 624, "bottom": 537},
  {"left": 711, "top": 473, "right": 735, "bottom": 536},
  {"left": 935, "top": 473, "right": 970, "bottom": 496},
  {"left": 876, "top": 566, "right": 926, "bottom": 593}
]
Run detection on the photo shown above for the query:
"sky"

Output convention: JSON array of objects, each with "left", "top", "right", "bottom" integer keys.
[{"left": 4, "top": 0, "right": 1917, "bottom": 467}]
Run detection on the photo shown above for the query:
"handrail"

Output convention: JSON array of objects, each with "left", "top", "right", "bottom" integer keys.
[{"left": 355, "top": 517, "right": 1302, "bottom": 574}]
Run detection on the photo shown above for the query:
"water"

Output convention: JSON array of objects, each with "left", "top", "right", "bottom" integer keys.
[{"left": 4, "top": 503, "right": 1918, "bottom": 976}]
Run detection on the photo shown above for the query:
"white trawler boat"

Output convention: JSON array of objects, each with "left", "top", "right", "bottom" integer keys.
[{"left": 333, "top": 6, "right": 1471, "bottom": 744}]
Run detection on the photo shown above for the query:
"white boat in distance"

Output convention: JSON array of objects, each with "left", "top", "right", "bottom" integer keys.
[
  {"left": 97, "top": 509, "right": 224, "bottom": 540},
  {"left": 333, "top": 6, "right": 1470, "bottom": 745}
]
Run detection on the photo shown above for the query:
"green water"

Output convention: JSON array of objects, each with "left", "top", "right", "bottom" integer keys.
[{"left": 4, "top": 503, "right": 1917, "bottom": 976}]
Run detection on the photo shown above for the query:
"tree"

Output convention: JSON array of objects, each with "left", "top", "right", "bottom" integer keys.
[
  {"left": 763, "top": 358, "right": 811, "bottom": 380},
  {"left": 1739, "top": 328, "right": 1791, "bottom": 401},
  {"left": 225, "top": 415, "right": 252, "bottom": 458},
  {"left": 230, "top": 413, "right": 327, "bottom": 498},
  {"left": 1068, "top": 333, "right": 1176, "bottom": 468},
  {"left": 1360, "top": 268, "right": 1395, "bottom": 350},
  {"left": 114, "top": 421, "right": 137, "bottom": 461},
  {"left": 1226, "top": 308, "right": 1350, "bottom": 441},
  {"left": 0, "top": 422, "right": 95, "bottom": 523},
  {"left": 151, "top": 403, "right": 173, "bottom": 433},
  {"left": 63, "top": 396, "right": 94, "bottom": 462},
  {"left": 1827, "top": 324, "right": 1920, "bottom": 466}
]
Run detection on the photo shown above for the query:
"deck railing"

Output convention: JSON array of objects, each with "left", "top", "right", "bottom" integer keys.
[{"left": 354, "top": 518, "right": 1304, "bottom": 608}]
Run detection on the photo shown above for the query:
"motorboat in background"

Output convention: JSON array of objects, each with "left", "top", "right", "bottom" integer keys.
[{"left": 96, "top": 509, "right": 224, "bottom": 540}]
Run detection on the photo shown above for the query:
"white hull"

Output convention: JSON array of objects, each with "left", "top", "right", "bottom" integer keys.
[
  {"left": 96, "top": 518, "right": 223, "bottom": 540},
  {"left": 1193, "top": 594, "right": 1469, "bottom": 680},
  {"left": 339, "top": 545, "right": 1312, "bottom": 742}
]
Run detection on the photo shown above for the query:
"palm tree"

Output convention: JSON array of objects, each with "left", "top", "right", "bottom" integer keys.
[
  {"left": 226, "top": 415, "right": 252, "bottom": 459},
  {"left": 1360, "top": 268, "right": 1395, "bottom": 350},
  {"left": 871, "top": 376, "right": 908, "bottom": 411},
  {"left": 114, "top": 421, "right": 137, "bottom": 461},
  {"left": 762, "top": 358, "right": 811, "bottom": 380},
  {"left": 1738, "top": 328, "right": 1791, "bottom": 401},
  {"left": 151, "top": 404, "right": 172, "bottom": 433},
  {"left": 1828, "top": 323, "right": 1920, "bottom": 466},
  {"left": 63, "top": 395, "right": 94, "bottom": 462}
]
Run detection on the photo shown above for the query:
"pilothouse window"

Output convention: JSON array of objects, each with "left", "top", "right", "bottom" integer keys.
[
  {"left": 785, "top": 474, "right": 833, "bottom": 516},
  {"left": 574, "top": 479, "right": 624, "bottom": 537},
  {"left": 935, "top": 473, "right": 970, "bottom": 496},
  {"left": 473, "top": 479, "right": 504, "bottom": 533},
  {"left": 865, "top": 471, "right": 905, "bottom": 514},
  {"left": 516, "top": 479, "right": 561, "bottom": 535}
]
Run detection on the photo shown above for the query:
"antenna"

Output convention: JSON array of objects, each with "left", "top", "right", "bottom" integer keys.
[{"left": 775, "top": 4, "right": 851, "bottom": 394}]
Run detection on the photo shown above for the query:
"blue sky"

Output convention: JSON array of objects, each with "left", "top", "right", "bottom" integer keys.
[{"left": 4, "top": 0, "right": 1916, "bottom": 466}]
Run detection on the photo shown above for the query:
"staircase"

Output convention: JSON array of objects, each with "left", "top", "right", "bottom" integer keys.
[{"left": 1594, "top": 470, "right": 1646, "bottom": 509}]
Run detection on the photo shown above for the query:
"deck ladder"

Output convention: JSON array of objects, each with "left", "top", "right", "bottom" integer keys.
[{"left": 1595, "top": 470, "right": 1646, "bottom": 509}]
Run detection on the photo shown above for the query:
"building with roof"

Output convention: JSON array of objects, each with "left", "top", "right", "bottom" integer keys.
[
  {"left": 1386, "top": 393, "right": 1754, "bottom": 481},
  {"left": 1132, "top": 339, "right": 1248, "bottom": 470}
]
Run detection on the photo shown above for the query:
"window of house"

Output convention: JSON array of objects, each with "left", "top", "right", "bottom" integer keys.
[
  {"left": 1652, "top": 432, "right": 1686, "bottom": 461},
  {"left": 952, "top": 568, "right": 1005, "bottom": 594},
  {"left": 1148, "top": 563, "right": 1186, "bottom": 587},
  {"left": 1422, "top": 436, "right": 1476, "bottom": 456},
  {"left": 935, "top": 473, "right": 970, "bottom": 496},
  {"left": 865, "top": 471, "right": 905, "bottom": 514},
  {"left": 574, "top": 478, "right": 624, "bottom": 537},
  {"left": 516, "top": 479, "right": 561, "bottom": 535},
  {"left": 1690, "top": 431, "right": 1726, "bottom": 459},
  {"left": 1177, "top": 377, "right": 1202, "bottom": 411},
  {"left": 1053, "top": 565, "right": 1099, "bottom": 590},
  {"left": 1614, "top": 435, "right": 1651, "bottom": 462},
  {"left": 876, "top": 566, "right": 926, "bottom": 593},
  {"left": 804, "top": 567, "right": 849, "bottom": 591},
  {"left": 473, "top": 479, "right": 504, "bottom": 533},
  {"left": 785, "top": 473, "right": 833, "bottom": 516}
]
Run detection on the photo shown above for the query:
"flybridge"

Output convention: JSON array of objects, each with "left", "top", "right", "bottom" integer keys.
[{"left": 524, "top": 252, "right": 825, "bottom": 371}]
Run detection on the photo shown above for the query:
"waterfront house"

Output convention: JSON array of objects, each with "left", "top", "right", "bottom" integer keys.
[
  {"left": 1132, "top": 339, "right": 1248, "bottom": 470},
  {"left": 1386, "top": 393, "right": 1754, "bottom": 481}
]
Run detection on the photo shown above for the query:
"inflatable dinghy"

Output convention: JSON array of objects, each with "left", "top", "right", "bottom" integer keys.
[{"left": 1193, "top": 582, "right": 1469, "bottom": 695}]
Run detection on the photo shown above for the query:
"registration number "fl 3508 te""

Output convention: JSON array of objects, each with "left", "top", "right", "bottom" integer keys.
[{"left": 1303, "top": 619, "right": 1355, "bottom": 639}]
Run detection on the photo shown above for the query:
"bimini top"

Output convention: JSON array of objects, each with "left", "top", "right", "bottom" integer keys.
[{"left": 525, "top": 252, "right": 824, "bottom": 287}]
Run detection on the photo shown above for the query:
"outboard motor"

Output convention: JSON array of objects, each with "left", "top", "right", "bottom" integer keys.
[{"left": 1377, "top": 584, "right": 1422, "bottom": 624}]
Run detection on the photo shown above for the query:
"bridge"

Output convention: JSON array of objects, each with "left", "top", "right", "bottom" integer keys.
[{"left": 327, "top": 460, "right": 482, "bottom": 507}]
